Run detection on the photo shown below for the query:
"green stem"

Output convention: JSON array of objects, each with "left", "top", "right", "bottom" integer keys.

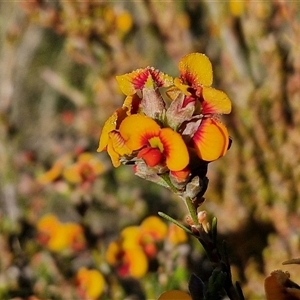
[
  {"left": 184, "top": 196, "right": 199, "bottom": 226},
  {"left": 159, "top": 173, "right": 178, "bottom": 193}
]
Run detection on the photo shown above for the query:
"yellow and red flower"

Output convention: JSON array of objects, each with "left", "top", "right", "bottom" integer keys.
[
  {"left": 62, "top": 152, "right": 106, "bottom": 185},
  {"left": 171, "top": 53, "right": 232, "bottom": 162},
  {"left": 167, "top": 223, "right": 188, "bottom": 245},
  {"left": 106, "top": 216, "right": 168, "bottom": 278},
  {"left": 98, "top": 52, "right": 232, "bottom": 199},
  {"left": 106, "top": 240, "right": 148, "bottom": 279},
  {"left": 76, "top": 267, "right": 105, "bottom": 300},
  {"left": 37, "top": 214, "right": 86, "bottom": 253},
  {"left": 119, "top": 114, "right": 189, "bottom": 171},
  {"left": 116, "top": 67, "right": 173, "bottom": 96}
]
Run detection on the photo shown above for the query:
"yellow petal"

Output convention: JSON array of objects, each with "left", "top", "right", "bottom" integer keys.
[
  {"left": 158, "top": 290, "right": 192, "bottom": 300},
  {"left": 141, "top": 216, "right": 168, "bottom": 240},
  {"left": 122, "top": 94, "right": 141, "bottom": 114},
  {"left": 119, "top": 114, "right": 161, "bottom": 150},
  {"left": 107, "top": 141, "right": 121, "bottom": 167},
  {"left": 97, "top": 108, "right": 128, "bottom": 152},
  {"left": 37, "top": 158, "right": 65, "bottom": 184},
  {"left": 47, "top": 224, "right": 70, "bottom": 251},
  {"left": 37, "top": 214, "right": 60, "bottom": 233},
  {"left": 77, "top": 268, "right": 105, "bottom": 299},
  {"left": 202, "top": 86, "right": 232, "bottom": 114},
  {"left": 126, "top": 248, "right": 148, "bottom": 278},
  {"left": 116, "top": 69, "right": 151, "bottom": 95},
  {"left": 63, "top": 165, "right": 81, "bottom": 183},
  {"left": 166, "top": 85, "right": 183, "bottom": 101},
  {"left": 106, "top": 241, "right": 121, "bottom": 265},
  {"left": 167, "top": 223, "right": 188, "bottom": 245},
  {"left": 178, "top": 53, "right": 213, "bottom": 87},
  {"left": 121, "top": 226, "right": 141, "bottom": 249},
  {"left": 159, "top": 128, "right": 189, "bottom": 171},
  {"left": 116, "top": 11, "right": 133, "bottom": 34},
  {"left": 116, "top": 67, "right": 174, "bottom": 96},
  {"left": 107, "top": 132, "right": 132, "bottom": 167},
  {"left": 193, "top": 118, "right": 229, "bottom": 161}
]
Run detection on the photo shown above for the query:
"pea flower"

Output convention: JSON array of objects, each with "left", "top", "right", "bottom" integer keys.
[
  {"left": 170, "top": 53, "right": 231, "bottom": 161},
  {"left": 38, "top": 152, "right": 106, "bottom": 188},
  {"left": 76, "top": 267, "right": 106, "bottom": 300},
  {"left": 105, "top": 216, "right": 168, "bottom": 278},
  {"left": 62, "top": 152, "right": 106, "bottom": 186},
  {"left": 37, "top": 214, "right": 86, "bottom": 253},
  {"left": 98, "top": 52, "right": 232, "bottom": 202},
  {"left": 106, "top": 240, "right": 148, "bottom": 279}
]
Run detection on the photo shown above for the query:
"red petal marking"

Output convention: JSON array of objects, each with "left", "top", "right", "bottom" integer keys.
[
  {"left": 137, "top": 147, "right": 163, "bottom": 167},
  {"left": 148, "top": 67, "right": 173, "bottom": 87},
  {"left": 132, "top": 69, "right": 151, "bottom": 89}
]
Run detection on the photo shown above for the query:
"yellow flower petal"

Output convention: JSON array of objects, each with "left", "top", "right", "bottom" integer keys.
[
  {"left": 202, "top": 86, "right": 232, "bottom": 114},
  {"left": 107, "top": 131, "right": 132, "bottom": 167},
  {"left": 47, "top": 223, "right": 70, "bottom": 252},
  {"left": 97, "top": 107, "right": 128, "bottom": 152},
  {"left": 107, "top": 140, "right": 121, "bottom": 167},
  {"left": 116, "top": 11, "right": 133, "bottom": 34},
  {"left": 122, "top": 94, "right": 141, "bottom": 114},
  {"left": 167, "top": 223, "right": 188, "bottom": 245},
  {"left": 140, "top": 216, "right": 168, "bottom": 240},
  {"left": 121, "top": 226, "right": 141, "bottom": 249},
  {"left": 76, "top": 268, "right": 105, "bottom": 300},
  {"left": 119, "top": 114, "right": 161, "bottom": 150},
  {"left": 116, "top": 69, "right": 152, "bottom": 96},
  {"left": 37, "top": 156, "right": 69, "bottom": 184},
  {"left": 159, "top": 128, "right": 189, "bottom": 171},
  {"left": 192, "top": 118, "right": 229, "bottom": 161},
  {"left": 116, "top": 68, "right": 173, "bottom": 96},
  {"left": 106, "top": 241, "right": 121, "bottom": 265},
  {"left": 178, "top": 53, "right": 213, "bottom": 87},
  {"left": 63, "top": 165, "right": 81, "bottom": 183},
  {"left": 126, "top": 248, "right": 148, "bottom": 278},
  {"left": 37, "top": 214, "right": 60, "bottom": 233}
]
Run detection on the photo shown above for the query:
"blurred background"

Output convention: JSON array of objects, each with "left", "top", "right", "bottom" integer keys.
[{"left": 1, "top": 1, "right": 300, "bottom": 299}]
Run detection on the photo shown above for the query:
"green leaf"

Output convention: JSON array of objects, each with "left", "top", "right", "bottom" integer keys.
[{"left": 158, "top": 211, "right": 193, "bottom": 235}]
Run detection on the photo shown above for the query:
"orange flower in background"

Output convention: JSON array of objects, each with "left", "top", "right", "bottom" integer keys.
[
  {"left": 38, "top": 152, "right": 106, "bottom": 187},
  {"left": 167, "top": 223, "right": 188, "bottom": 245},
  {"left": 119, "top": 114, "right": 189, "bottom": 171},
  {"left": 106, "top": 240, "right": 148, "bottom": 279},
  {"left": 106, "top": 216, "right": 169, "bottom": 278},
  {"left": 63, "top": 152, "right": 106, "bottom": 185},
  {"left": 139, "top": 216, "right": 168, "bottom": 258},
  {"left": 36, "top": 214, "right": 61, "bottom": 246},
  {"left": 76, "top": 267, "right": 105, "bottom": 300},
  {"left": 38, "top": 155, "right": 70, "bottom": 184},
  {"left": 37, "top": 214, "right": 86, "bottom": 253}
]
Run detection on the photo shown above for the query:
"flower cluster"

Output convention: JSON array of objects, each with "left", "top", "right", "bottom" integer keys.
[
  {"left": 38, "top": 151, "right": 106, "bottom": 189},
  {"left": 106, "top": 216, "right": 187, "bottom": 279},
  {"left": 98, "top": 53, "right": 231, "bottom": 202},
  {"left": 36, "top": 214, "right": 86, "bottom": 253}
]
